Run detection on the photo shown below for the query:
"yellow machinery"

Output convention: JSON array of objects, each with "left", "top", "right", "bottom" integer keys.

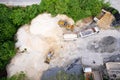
[
  {"left": 44, "top": 50, "right": 54, "bottom": 64},
  {"left": 58, "top": 20, "right": 74, "bottom": 31}
]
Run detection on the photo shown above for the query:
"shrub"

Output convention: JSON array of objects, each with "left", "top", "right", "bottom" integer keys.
[
  {"left": 0, "top": 41, "right": 15, "bottom": 71},
  {"left": 10, "top": 8, "right": 26, "bottom": 26},
  {"left": 40, "top": 0, "right": 109, "bottom": 21},
  {"left": 10, "top": 4, "right": 41, "bottom": 26},
  {"left": 0, "top": 23, "right": 16, "bottom": 42}
]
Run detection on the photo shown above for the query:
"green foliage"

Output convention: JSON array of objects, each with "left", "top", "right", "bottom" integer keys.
[
  {"left": 24, "top": 4, "right": 41, "bottom": 23},
  {"left": 0, "top": 23, "right": 16, "bottom": 42},
  {"left": 0, "top": 41, "right": 15, "bottom": 71},
  {"left": 0, "top": 4, "right": 42, "bottom": 74},
  {"left": 0, "top": 4, "right": 11, "bottom": 23},
  {"left": 0, "top": 4, "right": 16, "bottom": 42},
  {"left": 8, "top": 72, "right": 28, "bottom": 80},
  {"left": 10, "top": 4, "right": 41, "bottom": 26},
  {"left": 0, "top": 4, "right": 15, "bottom": 73},
  {"left": 115, "top": 26, "right": 120, "bottom": 29},
  {"left": 40, "top": 0, "right": 109, "bottom": 21},
  {"left": 44, "top": 71, "right": 85, "bottom": 80},
  {"left": 0, "top": 72, "right": 28, "bottom": 80},
  {"left": 10, "top": 8, "right": 26, "bottom": 26},
  {"left": 0, "top": 4, "right": 16, "bottom": 72}
]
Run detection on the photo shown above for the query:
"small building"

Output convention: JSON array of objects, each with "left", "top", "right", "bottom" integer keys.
[{"left": 106, "top": 62, "right": 120, "bottom": 79}]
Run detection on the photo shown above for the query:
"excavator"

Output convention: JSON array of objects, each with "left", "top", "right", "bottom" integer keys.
[
  {"left": 44, "top": 50, "right": 54, "bottom": 64},
  {"left": 58, "top": 20, "right": 74, "bottom": 31}
]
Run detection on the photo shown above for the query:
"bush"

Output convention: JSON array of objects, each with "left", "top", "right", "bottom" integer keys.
[
  {"left": 10, "top": 8, "right": 26, "bottom": 26},
  {"left": 0, "top": 41, "right": 15, "bottom": 71},
  {"left": 40, "top": 0, "right": 109, "bottom": 21},
  {"left": 10, "top": 5, "right": 41, "bottom": 26},
  {"left": 0, "top": 4, "right": 16, "bottom": 42},
  {"left": 0, "top": 23, "right": 16, "bottom": 42},
  {"left": 0, "top": 4, "right": 16, "bottom": 73}
]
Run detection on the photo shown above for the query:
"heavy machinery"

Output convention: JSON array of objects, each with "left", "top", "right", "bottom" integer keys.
[
  {"left": 58, "top": 20, "right": 74, "bottom": 31},
  {"left": 44, "top": 50, "right": 54, "bottom": 64}
]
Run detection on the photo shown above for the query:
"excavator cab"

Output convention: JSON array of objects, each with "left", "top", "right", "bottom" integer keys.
[{"left": 58, "top": 20, "right": 68, "bottom": 27}]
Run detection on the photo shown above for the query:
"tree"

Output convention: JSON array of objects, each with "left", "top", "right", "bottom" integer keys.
[
  {"left": 40, "top": 0, "right": 109, "bottom": 21},
  {"left": 0, "top": 23, "right": 16, "bottom": 42},
  {"left": 10, "top": 8, "right": 26, "bottom": 26},
  {"left": 0, "top": 41, "right": 15, "bottom": 71}
]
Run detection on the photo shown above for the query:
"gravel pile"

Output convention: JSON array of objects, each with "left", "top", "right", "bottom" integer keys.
[{"left": 87, "top": 36, "right": 118, "bottom": 53}]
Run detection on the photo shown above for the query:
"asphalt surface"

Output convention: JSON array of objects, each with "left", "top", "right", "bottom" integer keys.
[
  {"left": 108, "top": 0, "right": 120, "bottom": 12},
  {"left": 0, "top": 0, "right": 40, "bottom": 2},
  {"left": 0, "top": 0, "right": 41, "bottom": 6}
]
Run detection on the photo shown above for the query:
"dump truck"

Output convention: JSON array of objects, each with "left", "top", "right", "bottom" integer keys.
[{"left": 58, "top": 20, "right": 74, "bottom": 31}]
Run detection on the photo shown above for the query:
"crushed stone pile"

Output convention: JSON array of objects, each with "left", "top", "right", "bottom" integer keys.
[{"left": 87, "top": 36, "right": 118, "bottom": 53}]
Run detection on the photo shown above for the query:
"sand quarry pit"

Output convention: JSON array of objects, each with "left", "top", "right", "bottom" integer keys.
[{"left": 7, "top": 13, "right": 120, "bottom": 80}]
